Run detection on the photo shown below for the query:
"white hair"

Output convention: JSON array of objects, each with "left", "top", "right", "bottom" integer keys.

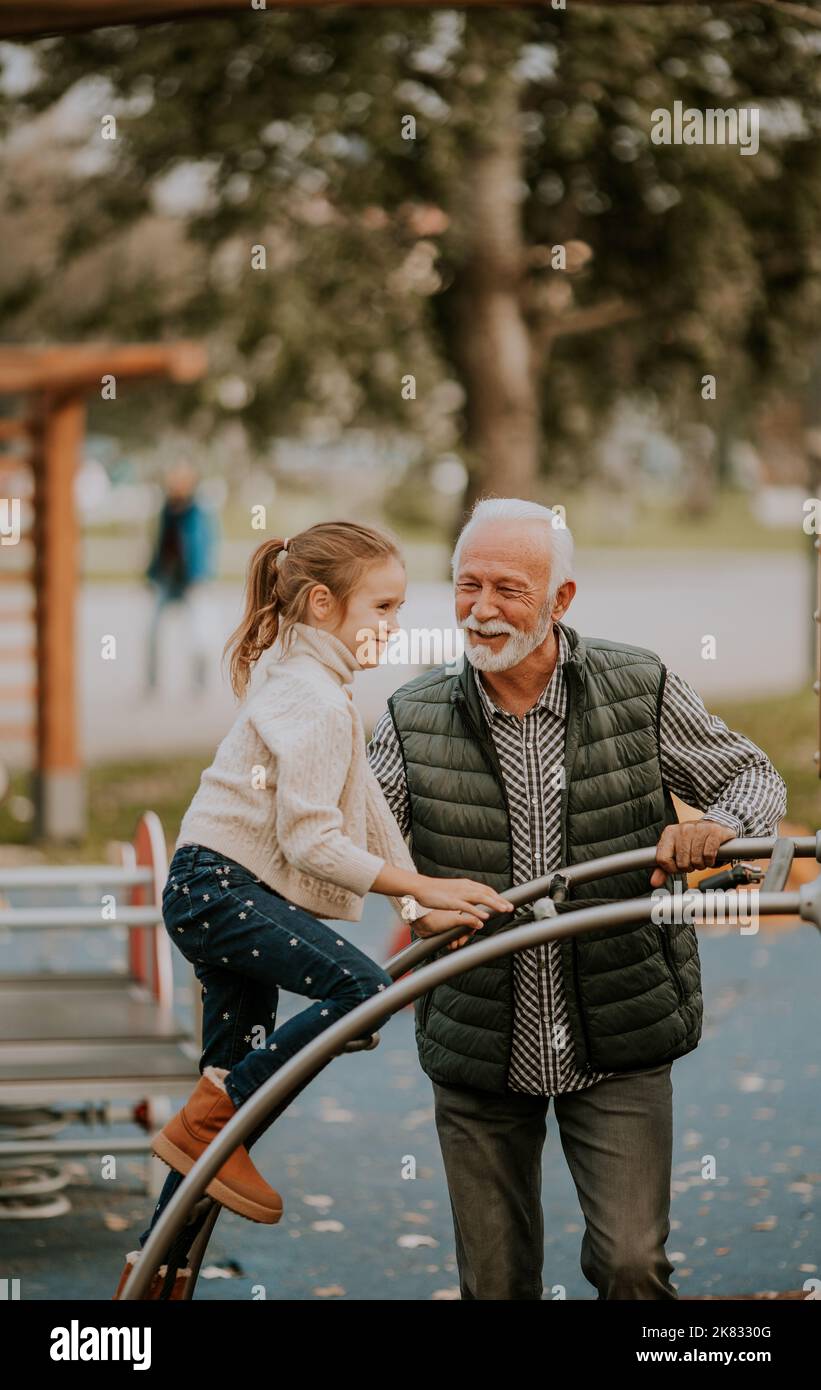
[{"left": 451, "top": 497, "right": 575, "bottom": 598}]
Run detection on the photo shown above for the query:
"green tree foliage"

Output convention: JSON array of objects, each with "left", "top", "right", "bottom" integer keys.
[{"left": 4, "top": 4, "right": 821, "bottom": 493}]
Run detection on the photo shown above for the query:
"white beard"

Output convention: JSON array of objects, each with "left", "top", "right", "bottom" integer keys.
[{"left": 459, "top": 598, "right": 554, "bottom": 672}]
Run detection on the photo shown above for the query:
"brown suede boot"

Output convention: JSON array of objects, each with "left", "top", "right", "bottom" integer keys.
[
  {"left": 112, "top": 1249, "right": 191, "bottom": 1300},
  {"left": 151, "top": 1072, "right": 283, "bottom": 1224}
]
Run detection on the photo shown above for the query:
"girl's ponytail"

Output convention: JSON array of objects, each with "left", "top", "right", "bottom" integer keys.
[
  {"left": 223, "top": 522, "right": 401, "bottom": 700},
  {"left": 223, "top": 537, "right": 288, "bottom": 699}
]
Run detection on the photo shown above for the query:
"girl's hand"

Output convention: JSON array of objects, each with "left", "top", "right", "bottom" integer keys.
[
  {"left": 414, "top": 876, "right": 514, "bottom": 918},
  {"left": 414, "top": 908, "right": 483, "bottom": 952}
]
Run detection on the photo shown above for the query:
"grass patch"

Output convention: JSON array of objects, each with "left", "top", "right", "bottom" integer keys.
[
  {"left": 0, "top": 756, "right": 206, "bottom": 863},
  {"left": 710, "top": 687, "right": 819, "bottom": 830}
]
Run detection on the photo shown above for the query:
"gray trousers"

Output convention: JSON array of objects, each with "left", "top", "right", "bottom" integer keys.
[{"left": 432, "top": 1061, "right": 676, "bottom": 1300}]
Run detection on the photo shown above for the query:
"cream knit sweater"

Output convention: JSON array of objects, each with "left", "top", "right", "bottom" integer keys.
[{"left": 176, "top": 621, "right": 422, "bottom": 922}]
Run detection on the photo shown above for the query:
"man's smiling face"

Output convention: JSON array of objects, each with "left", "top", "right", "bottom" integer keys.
[{"left": 454, "top": 519, "right": 570, "bottom": 673}]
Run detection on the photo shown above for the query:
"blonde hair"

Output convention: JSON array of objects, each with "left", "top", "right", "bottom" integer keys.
[{"left": 223, "top": 521, "right": 403, "bottom": 698}]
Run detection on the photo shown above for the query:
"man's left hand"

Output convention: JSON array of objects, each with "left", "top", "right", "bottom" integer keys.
[{"left": 650, "top": 819, "right": 738, "bottom": 888}]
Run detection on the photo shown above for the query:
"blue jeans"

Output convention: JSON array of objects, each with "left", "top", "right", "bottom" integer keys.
[{"left": 139, "top": 842, "right": 393, "bottom": 1245}]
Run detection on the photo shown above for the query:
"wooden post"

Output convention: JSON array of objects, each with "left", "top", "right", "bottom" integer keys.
[
  {"left": 31, "top": 391, "right": 86, "bottom": 839},
  {"left": 0, "top": 342, "right": 206, "bottom": 843},
  {"left": 816, "top": 535, "right": 821, "bottom": 779},
  {"left": 0, "top": 420, "right": 36, "bottom": 751}
]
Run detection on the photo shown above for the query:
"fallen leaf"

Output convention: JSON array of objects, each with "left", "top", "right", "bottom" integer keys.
[
  {"left": 200, "top": 1262, "right": 243, "bottom": 1280},
  {"left": 102, "top": 1213, "right": 129, "bottom": 1232}
]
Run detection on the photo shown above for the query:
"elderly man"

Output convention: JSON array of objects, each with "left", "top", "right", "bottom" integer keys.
[{"left": 368, "top": 497, "right": 786, "bottom": 1301}]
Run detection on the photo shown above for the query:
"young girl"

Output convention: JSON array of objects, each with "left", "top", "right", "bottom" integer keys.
[{"left": 115, "top": 522, "right": 512, "bottom": 1293}]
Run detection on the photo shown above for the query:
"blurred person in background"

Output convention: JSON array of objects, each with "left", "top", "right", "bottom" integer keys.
[{"left": 144, "top": 462, "right": 219, "bottom": 696}]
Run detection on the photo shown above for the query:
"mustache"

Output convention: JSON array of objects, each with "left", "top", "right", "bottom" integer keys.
[{"left": 459, "top": 616, "right": 519, "bottom": 637}]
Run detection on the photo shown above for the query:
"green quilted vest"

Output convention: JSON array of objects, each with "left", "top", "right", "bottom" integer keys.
[{"left": 387, "top": 621, "right": 703, "bottom": 1093}]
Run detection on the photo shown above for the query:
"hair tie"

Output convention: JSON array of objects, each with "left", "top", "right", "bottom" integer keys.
[{"left": 275, "top": 538, "right": 290, "bottom": 573}]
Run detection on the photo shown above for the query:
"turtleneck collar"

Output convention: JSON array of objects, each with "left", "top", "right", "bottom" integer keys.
[{"left": 271, "top": 620, "right": 360, "bottom": 688}]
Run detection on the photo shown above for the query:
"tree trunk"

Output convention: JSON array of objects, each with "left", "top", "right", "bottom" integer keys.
[{"left": 451, "top": 72, "right": 540, "bottom": 510}]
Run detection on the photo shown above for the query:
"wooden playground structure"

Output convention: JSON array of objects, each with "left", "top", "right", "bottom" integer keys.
[{"left": 0, "top": 343, "right": 205, "bottom": 840}]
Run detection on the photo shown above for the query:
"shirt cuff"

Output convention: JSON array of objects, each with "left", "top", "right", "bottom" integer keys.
[{"left": 701, "top": 808, "right": 745, "bottom": 837}]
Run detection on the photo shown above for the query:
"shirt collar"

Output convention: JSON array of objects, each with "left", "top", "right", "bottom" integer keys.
[{"left": 475, "top": 624, "right": 569, "bottom": 722}]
